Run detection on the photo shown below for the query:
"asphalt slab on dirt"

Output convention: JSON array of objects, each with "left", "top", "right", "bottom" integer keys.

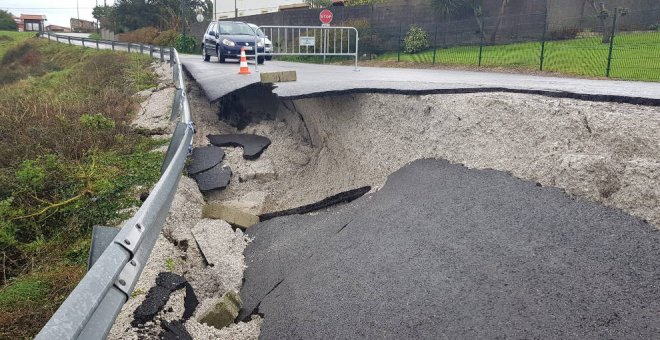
[{"left": 239, "top": 159, "right": 660, "bottom": 339}]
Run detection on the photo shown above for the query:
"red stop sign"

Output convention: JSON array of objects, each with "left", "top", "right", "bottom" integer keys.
[{"left": 319, "top": 9, "right": 333, "bottom": 25}]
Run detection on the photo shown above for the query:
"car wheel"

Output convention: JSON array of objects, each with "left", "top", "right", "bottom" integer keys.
[
  {"left": 257, "top": 56, "right": 265, "bottom": 65},
  {"left": 202, "top": 45, "right": 210, "bottom": 62},
  {"left": 217, "top": 47, "right": 225, "bottom": 63},
  {"left": 265, "top": 56, "right": 272, "bottom": 61}
]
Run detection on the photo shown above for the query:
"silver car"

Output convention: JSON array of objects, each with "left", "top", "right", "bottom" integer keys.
[{"left": 247, "top": 23, "right": 273, "bottom": 61}]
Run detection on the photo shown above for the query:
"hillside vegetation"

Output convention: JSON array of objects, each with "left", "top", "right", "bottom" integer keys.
[{"left": 0, "top": 31, "right": 165, "bottom": 338}]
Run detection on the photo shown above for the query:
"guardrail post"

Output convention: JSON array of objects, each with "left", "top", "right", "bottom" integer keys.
[
  {"left": 150, "top": 46, "right": 154, "bottom": 58},
  {"left": 140, "top": 44, "right": 144, "bottom": 54},
  {"left": 605, "top": 8, "right": 619, "bottom": 78},
  {"left": 81, "top": 38, "right": 85, "bottom": 48},
  {"left": 128, "top": 43, "right": 131, "bottom": 53},
  {"left": 169, "top": 48, "right": 174, "bottom": 65},
  {"left": 160, "top": 47, "right": 164, "bottom": 62},
  {"left": 96, "top": 39, "right": 99, "bottom": 50},
  {"left": 56, "top": 34, "right": 59, "bottom": 43},
  {"left": 68, "top": 36, "right": 71, "bottom": 45},
  {"left": 47, "top": 31, "right": 51, "bottom": 43}
]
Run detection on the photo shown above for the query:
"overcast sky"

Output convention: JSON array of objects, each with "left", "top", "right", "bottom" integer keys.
[{"left": 1, "top": 0, "right": 115, "bottom": 27}]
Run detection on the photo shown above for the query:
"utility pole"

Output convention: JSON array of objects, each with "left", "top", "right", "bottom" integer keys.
[
  {"left": 213, "top": 0, "right": 216, "bottom": 20},
  {"left": 235, "top": 0, "right": 238, "bottom": 18},
  {"left": 181, "top": 0, "right": 186, "bottom": 38},
  {"left": 77, "top": 0, "right": 80, "bottom": 20}
]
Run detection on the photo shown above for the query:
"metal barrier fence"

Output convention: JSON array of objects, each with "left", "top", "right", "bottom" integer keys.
[
  {"left": 257, "top": 25, "right": 359, "bottom": 70},
  {"left": 34, "top": 32, "right": 194, "bottom": 339}
]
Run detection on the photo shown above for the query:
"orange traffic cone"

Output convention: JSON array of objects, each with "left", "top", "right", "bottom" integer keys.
[{"left": 238, "top": 47, "right": 251, "bottom": 75}]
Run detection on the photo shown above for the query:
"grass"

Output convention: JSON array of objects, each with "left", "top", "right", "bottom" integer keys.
[
  {"left": 376, "top": 31, "right": 660, "bottom": 81},
  {"left": 0, "top": 30, "right": 165, "bottom": 338},
  {"left": 0, "top": 31, "right": 37, "bottom": 59}
]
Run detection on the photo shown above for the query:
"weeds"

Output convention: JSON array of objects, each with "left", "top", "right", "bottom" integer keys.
[{"left": 0, "top": 31, "right": 165, "bottom": 337}]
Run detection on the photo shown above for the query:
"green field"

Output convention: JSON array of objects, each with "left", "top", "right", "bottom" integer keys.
[
  {"left": 0, "top": 31, "right": 37, "bottom": 58},
  {"left": 378, "top": 31, "right": 660, "bottom": 82}
]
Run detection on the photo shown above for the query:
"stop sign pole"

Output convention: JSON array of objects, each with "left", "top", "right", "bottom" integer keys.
[{"left": 319, "top": 9, "right": 333, "bottom": 63}]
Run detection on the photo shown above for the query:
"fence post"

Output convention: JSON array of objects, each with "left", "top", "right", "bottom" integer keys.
[
  {"left": 605, "top": 8, "right": 619, "bottom": 78},
  {"left": 539, "top": 10, "right": 548, "bottom": 71},
  {"left": 432, "top": 23, "right": 438, "bottom": 65},
  {"left": 478, "top": 35, "right": 484, "bottom": 67},
  {"left": 397, "top": 23, "right": 402, "bottom": 62}
]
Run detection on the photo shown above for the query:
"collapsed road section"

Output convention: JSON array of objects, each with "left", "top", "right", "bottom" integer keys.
[{"left": 165, "top": 59, "right": 660, "bottom": 338}]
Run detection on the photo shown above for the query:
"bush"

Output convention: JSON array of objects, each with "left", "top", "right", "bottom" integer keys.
[
  {"left": 175, "top": 34, "right": 197, "bottom": 53},
  {"left": 153, "top": 29, "right": 177, "bottom": 46},
  {"left": 404, "top": 25, "right": 429, "bottom": 54},
  {"left": 118, "top": 27, "right": 159, "bottom": 45},
  {"left": 650, "top": 22, "right": 660, "bottom": 31},
  {"left": 549, "top": 27, "right": 581, "bottom": 41}
]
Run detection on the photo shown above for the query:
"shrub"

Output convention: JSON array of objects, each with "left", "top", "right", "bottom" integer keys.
[
  {"left": 118, "top": 27, "right": 160, "bottom": 45},
  {"left": 153, "top": 29, "right": 178, "bottom": 46},
  {"left": 650, "top": 22, "right": 660, "bottom": 31},
  {"left": 175, "top": 34, "right": 197, "bottom": 53},
  {"left": 549, "top": 27, "right": 581, "bottom": 41},
  {"left": 404, "top": 25, "right": 429, "bottom": 54}
]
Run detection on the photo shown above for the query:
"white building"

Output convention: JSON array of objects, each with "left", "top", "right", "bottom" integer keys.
[{"left": 213, "top": 0, "right": 309, "bottom": 19}]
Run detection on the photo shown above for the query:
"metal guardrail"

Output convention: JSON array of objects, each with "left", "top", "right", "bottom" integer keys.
[
  {"left": 34, "top": 32, "right": 194, "bottom": 339},
  {"left": 256, "top": 25, "right": 359, "bottom": 70}
]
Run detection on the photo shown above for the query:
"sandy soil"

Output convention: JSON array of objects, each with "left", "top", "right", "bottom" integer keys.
[
  {"left": 201, "top": 88, "right": 659, "bottom": 229},
  {"left": 107, "top": 63, "right": 261, "bottom": 340}
]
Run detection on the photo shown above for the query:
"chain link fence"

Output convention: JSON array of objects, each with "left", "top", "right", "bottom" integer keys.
[
  {"left": 366, "top": 5, "right": 660, "bottom": 81},
  {"left": 237, "top": 4, "right": 660, "bottom": 81}
]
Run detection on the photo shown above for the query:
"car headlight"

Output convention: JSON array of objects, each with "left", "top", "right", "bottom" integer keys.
[
  {"left": 257, "top": 41, "right": 264, "bottom": 47},
  {"left": 222, "top": 39, "right": 235, "bottom": 47}
]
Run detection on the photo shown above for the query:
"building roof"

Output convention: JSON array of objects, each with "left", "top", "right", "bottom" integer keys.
[{"left": 20, "top": 14, "right": 47, "bottom": 20}]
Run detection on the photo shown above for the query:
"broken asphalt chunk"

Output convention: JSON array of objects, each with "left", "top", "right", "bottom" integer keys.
[
  {"left": 160, "top": 319, "right": 193, "bottom": 340},
  {"left": 188, "top": 145, "right": 225, "bottom": 175},
  {"left": 192, "top": 165, "right": 232, "bottom": 192},
  {"left": 207, "top": 134, "right": 271, "bottom": 160},
  {"left": 259, "top": 186, "right": 371, "bottom": 221}
]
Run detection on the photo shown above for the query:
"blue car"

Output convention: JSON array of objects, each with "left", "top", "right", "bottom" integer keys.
[{"left": 202, "top": 21, "right": 265, "bottom": 64}]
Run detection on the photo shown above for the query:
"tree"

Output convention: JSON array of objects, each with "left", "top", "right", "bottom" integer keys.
[
  {"left": 431, "top": 0, "right": 463, "bottom": 46},
  {"left": 94, "top": 0, "right": 213, "bottom": 33},
  {"left": 489, "top": 0, "right": 510, "bottom": 42},
  {"left": 346, "top": 0, "right": 385, "bottom": 5},
  {"left": 0, "top": 10, "right": 17, "bottom": 31},
  {"left": 305, "top": 0, "right": 334, "bottom": 9}
]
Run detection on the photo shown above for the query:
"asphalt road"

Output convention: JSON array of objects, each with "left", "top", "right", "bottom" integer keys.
[
  {"left": 239, "top": 159, "right": 660, "bottom": 339},
  {"left": 179, "top": 54, "right": 660, "bottom": 103}
]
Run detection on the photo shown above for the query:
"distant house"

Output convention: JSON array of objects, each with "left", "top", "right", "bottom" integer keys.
[
  {"left": 46, "top": 25, "right": 71, "bottom": 33},
  {"left": 17, "top": 14, "right": 47, "bottom": 32},
  {"left": 215, "top": 0, "right": 348, "bottom": 19},
  {"left": 70, "top": 18, "right": 96, "bottom": 33}
]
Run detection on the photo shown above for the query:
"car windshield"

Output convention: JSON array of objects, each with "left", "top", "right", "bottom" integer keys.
[
  {"left": 219, "top": 22, "right": 255, "bottom": 35},
  {"left": 248, "top": 25, "right": 267, "bottom": 37}
]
